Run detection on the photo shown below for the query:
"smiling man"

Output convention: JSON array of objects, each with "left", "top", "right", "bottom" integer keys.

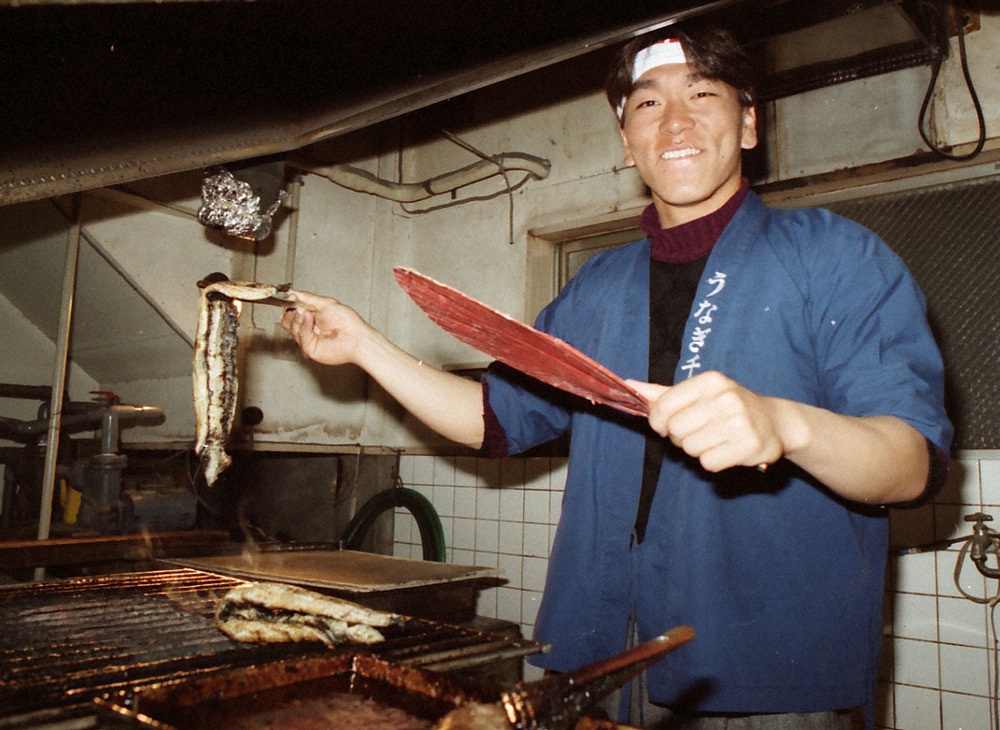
[
  {"left": 282, "top": 23, "right": 952, "bottom": 730},
  {"left": 616, "top": 37, "right": 757, "bottom": 228}
]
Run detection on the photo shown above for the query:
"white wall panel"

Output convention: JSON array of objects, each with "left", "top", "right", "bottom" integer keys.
[
  {"left": 772, "top": 70, "right": 932, "bottom": 180},
  {"left": 81, "top": 180, "right": 231, "bottom": 344}
]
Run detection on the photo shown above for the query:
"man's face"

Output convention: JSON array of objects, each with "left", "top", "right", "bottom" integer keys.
[{"left": 619, "top": 62, "right": 757, "bottom": 229}]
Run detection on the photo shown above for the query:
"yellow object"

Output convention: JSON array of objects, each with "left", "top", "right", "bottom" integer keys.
[{"left": 59, "top": 479, "right": 81, "bottom": 525}]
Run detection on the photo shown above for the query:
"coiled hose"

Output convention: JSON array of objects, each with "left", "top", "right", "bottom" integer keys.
[{"left": 341, "top": 487, "right": 446, "bottom": 563}]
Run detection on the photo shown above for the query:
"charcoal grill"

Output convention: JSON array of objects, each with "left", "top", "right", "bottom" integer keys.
[{"left": 0, "top": 567, "right": 545, "bottom": 729}]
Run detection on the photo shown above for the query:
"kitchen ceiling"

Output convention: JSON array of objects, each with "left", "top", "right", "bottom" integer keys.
[{"left": 0, "top": 0, "right": 948, "bottom": 206}]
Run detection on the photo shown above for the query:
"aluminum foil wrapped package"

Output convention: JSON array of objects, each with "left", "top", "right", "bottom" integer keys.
[{"left": 198, "top": 167, "right": 285, "bottom": 241}]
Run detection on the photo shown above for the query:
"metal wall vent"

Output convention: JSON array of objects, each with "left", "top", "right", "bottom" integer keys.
[
  {"left": 549, "top": 171, "right": 999, "bottom": 451},
  {"left": 826, "top": 175, "right": 1000, "bottom": 450}
]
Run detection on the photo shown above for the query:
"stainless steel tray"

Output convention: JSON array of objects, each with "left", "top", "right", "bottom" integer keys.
[{"left": 166, "top": 549, "right": 500, "bottom": 593}]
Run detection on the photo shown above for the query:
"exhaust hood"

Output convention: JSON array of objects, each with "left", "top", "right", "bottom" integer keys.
[{"left": 0, "top": 0, "right": 954, "bottom": 206}]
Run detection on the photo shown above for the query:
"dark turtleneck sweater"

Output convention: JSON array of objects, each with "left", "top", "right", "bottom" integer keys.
[{"left": 634, "top": 180, "right": 749, "bottom": 545}]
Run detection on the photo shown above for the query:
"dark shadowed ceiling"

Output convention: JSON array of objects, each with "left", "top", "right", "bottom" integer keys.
[{"left": 0, "top": 0, "right": 954, "bottom": 205}]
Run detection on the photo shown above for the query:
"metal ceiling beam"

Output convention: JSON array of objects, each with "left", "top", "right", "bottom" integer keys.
[{"left": 0, "top": 0, "right": 748, "bottom": 206}]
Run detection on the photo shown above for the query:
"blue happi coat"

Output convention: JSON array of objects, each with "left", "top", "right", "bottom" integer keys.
[{"left": 484, "top": 191, "right": 952, "bottom": 713}]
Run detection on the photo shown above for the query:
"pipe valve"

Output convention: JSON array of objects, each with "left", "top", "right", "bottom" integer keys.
[{"left": 963, "top": 512, "right": 1000, "bottom": 578}]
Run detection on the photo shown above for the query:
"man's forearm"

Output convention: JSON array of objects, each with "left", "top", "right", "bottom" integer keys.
[
  {"left": 355, "top": 328, "right": 486, "bottom": 449},
  {"left": 772, "top": 399, "right": 930, "bottom": 505}
]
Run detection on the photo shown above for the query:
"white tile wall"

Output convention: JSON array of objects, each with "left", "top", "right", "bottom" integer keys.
[
  {"left": 884, "top": 452, "right": 1000, "bottom": 730},
  {"left": 394, "top": 454, "right": 567, "bottom": 683},
  {"left": 394, "top": 451, "right": 1000, "bottom": 724}
]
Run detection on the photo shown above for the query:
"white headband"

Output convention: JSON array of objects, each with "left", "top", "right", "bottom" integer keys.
[
  {"left": 616, "top": 38, "right": 689, "bottom": 120},
  {"left": 632, "top": 38, "right": 688, "bottom": 81}
]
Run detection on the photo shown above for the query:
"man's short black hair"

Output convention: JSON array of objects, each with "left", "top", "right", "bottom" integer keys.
[{"left": 606, "top": 24, "right": 757, "bottom": 127}]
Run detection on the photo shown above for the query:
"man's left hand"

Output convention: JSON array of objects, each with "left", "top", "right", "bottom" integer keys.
[{"left": 628, "top": 371, "right": 784, "bottom": 472}]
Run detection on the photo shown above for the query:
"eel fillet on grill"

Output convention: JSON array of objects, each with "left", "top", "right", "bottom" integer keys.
[
  {"left": 193, "top": 278, "right": 293, "bottom": 486},
  {"left": 215, "top": 581, "right": 399, "bottom": 647}
]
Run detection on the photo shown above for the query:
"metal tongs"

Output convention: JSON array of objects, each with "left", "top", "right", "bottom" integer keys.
[{"left": 500, "top": 625, "right": 694, "bottom": 730}]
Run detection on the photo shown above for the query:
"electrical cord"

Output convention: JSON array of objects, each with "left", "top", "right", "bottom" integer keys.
[
  {"left": 400, "top": 171, "right": 538, "bottom": 215},
  {"left": 441, "top": 127, "right": 518, "bottom": 245},
  {"left": 405, "top": 128, "right": 520, "bottom": 244},
  {"left": 891, "top": 533, "right": 971, "bottom": 555},
  {"left": 953, "top": 536, "right": 1000, "bottom": 604},
  {"left": 895, "top": 529, "right": 1000, "bottom": 726},
  {"left": 916, "top": 0, "right": 987, "bottom": 161},
  {"left": 952, "top": 535, "right": 1000, "bottom": 730}
]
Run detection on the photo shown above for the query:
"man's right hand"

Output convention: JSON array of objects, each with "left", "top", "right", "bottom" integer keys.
[
  {"left": 280, "top": 290, "right": 369, "bottom": 367},
  {"left": 279, "top": 288, "right": 487, "bottom": 450}
]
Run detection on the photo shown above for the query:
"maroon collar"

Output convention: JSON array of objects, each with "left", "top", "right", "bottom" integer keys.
[{"left": 642, "top": 179, "right": 750, "bottom": 264}]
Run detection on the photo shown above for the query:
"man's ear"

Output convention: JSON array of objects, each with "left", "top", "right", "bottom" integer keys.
[
  {"left": 620, "top": 126, "right": 636, "bottom": 167},
  {"left": 740, "top": 106, "right": 758, "bottom": 151}
]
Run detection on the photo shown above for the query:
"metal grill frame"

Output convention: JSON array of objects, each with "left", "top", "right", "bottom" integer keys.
[{"left": 0, "top": 568, "right": 543, "bottom": 722}]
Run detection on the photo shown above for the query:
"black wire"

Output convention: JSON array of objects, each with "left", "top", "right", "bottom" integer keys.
[
  {"left": 400, "top": 172, "right": 536, "bottom": 215},
  {"left": 405, "top": 128, "right": 520, "bottom": 244},
  {"left": 917, "top": 1, "right": 987, "bottom": 161},
  {"left": 891, "top": 533, "right": 972, "bottom": 555}
]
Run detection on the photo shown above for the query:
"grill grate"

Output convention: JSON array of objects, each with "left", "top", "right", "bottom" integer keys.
[
  {"left": 1, "top": 569, "right": 259, "bottom": 713},
  {"left": 0, "top": 567, "right": 541, "bottom": 722}
]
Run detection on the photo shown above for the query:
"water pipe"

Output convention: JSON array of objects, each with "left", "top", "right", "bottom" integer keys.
[{"left": 341, "top": 486, "right": 446, "bottom": 563}]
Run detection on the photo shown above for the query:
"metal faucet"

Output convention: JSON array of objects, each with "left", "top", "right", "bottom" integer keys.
[{"left": 963, "top": 512, "right": 1000, "bottom": 579}]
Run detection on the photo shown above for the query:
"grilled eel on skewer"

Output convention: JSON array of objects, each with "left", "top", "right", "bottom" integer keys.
[{"left": 193, "top": 276, "right": 307, "bottom": 486}]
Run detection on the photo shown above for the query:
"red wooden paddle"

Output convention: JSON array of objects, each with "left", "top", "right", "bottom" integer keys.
[{"left": 394, "top": 267, "right": 649, "bottom": 417}]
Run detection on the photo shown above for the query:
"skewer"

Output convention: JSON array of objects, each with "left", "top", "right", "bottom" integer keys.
[{"left": 251, "top": 294, "right": 317, "bottom": 311}]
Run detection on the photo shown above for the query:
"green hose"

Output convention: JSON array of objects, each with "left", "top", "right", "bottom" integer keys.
[{"left": 341, "top": 487, "right": 447, "bottom": 563}]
